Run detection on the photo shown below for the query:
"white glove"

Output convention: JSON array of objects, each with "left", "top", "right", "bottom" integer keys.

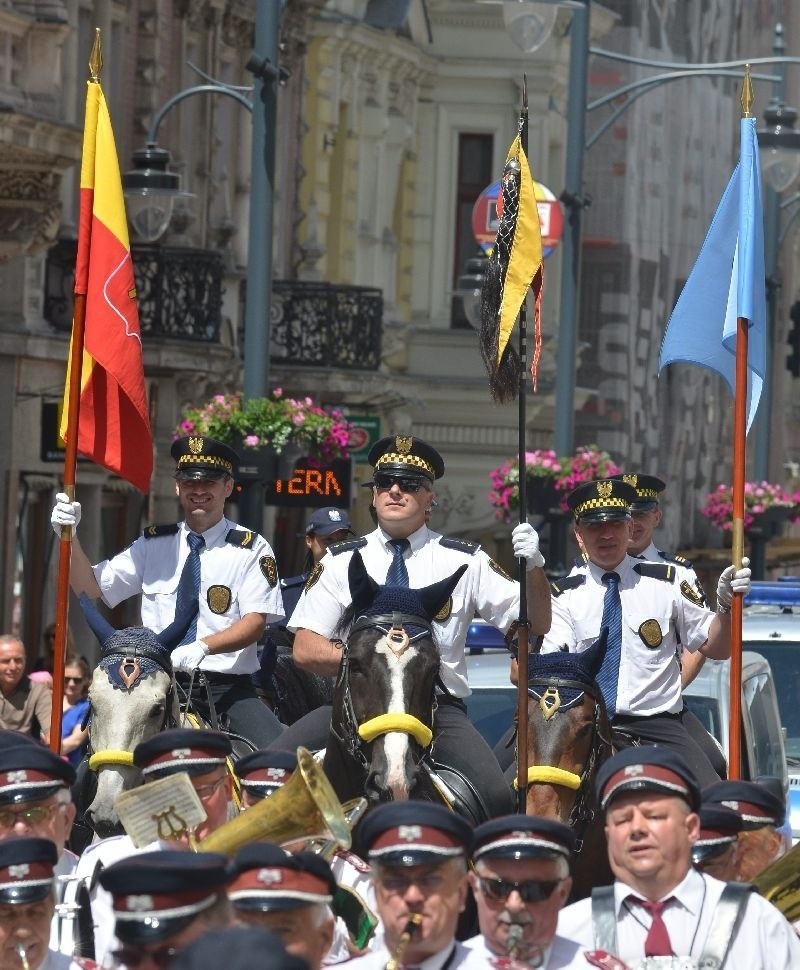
[
  {"left": 511, "top": 522, "right": 545, "bottom": 570},
  {"left": 51, "top": 492, "right": 81, "bottom": 537},
  {"left": 171, "top": 640, "right": 209, "bottom": 671},
  {"left": 716, "top": 557, "right": 752, "bottom": 612}
]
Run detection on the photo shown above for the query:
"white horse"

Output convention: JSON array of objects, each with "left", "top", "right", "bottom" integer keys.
[{"left": 78, "top": 595, "right": 194, "bottom": 839}]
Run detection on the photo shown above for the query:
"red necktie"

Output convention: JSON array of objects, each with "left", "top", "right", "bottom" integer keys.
[{"left": 637, "top": 898, "right": 674, "bottom": 957}]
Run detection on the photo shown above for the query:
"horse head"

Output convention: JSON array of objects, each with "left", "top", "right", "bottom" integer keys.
[
  {"left": 325, "top": 551, "right": 467, "bottom": 805},
  {"left": 81, "top": 595, "right": 195, "bottom": 838},
  {"left": 522, "top": 630, "right": 613, "bottom": 828}
]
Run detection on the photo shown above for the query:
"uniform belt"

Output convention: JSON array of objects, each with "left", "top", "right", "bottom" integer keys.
[{"left": 175, "top": 671, "right": 243, "bottom": 687}]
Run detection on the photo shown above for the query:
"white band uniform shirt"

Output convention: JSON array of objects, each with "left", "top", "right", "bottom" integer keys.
[
  {"left": 465, "top": 933, "right": 585, "bottom": 969},
  {"left": 556, "top": 867, "right": 800, "bottom": 968},
  {"left": 542, "top": 555, "right": 714, "bottom": 717},
  {"left": 92, "top": 516, "right": 284, "bottom": 674},
  {"left": 342, "top": 939, "right": 483, "bottom": 970},
  {"left": 288, "top": 525, "right": 520, "bottom": 698}
]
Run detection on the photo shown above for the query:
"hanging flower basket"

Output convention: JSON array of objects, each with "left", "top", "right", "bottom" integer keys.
[
  {"left": 488, "top": 445, "right": 622, "bottom": 523},
  {"left": 175, "top": 390, "right": 354, "bottom": 468},
  {"left": 701, "top": 481, "right": 800, "bottom": 533}
]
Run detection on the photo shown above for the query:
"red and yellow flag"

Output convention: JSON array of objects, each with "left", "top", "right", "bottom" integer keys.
[{"left": 61, "top": 78, "right": 153, "bottom": 492}]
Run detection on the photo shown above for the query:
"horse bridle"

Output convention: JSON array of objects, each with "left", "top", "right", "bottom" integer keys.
[
  {"left": 330, "top": 611, "right": 437, "bottom": 772},
  {"left": 87, "top": 647, "right": 177, "bottom": 773},
  {"left": 519, "top": 676, "right": 612, "bottom": 850}
]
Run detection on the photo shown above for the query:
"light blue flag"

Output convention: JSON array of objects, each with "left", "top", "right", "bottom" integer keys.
[{"left": 659, "top": 117, "right": 766, "bottom": 431}]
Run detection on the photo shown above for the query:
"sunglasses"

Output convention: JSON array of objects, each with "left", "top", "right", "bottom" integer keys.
[
  {"left": 477, "top": 876, "right": 563, "bottom": 904},
  {"left": 374, "top": 473, "right": 429, "bottom": 493},
  {"left": 0, "top": 805, "right": 56, "bottom": 829},
  {"left": 112, "top": 947, "right": 177, "bottom": 969},
  {"left": 64, "top": 676, "right": 84, "bottom": 684}
]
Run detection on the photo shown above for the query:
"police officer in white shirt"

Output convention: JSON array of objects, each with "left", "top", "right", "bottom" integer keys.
[
  {"left": 607, "top": 472, "right": 727, "bottom": 780},
  {"left": 542, "top": 478, "right": 751, "bottom": 788},
  {"left": 271, "top": 434, "right": 552, "bottom": 819},
  {"left": 557, "top": 746, "right": 800, "bottom": 969},
  {"left": 51, "top": 435, "right": 284, "bottom": 747}
]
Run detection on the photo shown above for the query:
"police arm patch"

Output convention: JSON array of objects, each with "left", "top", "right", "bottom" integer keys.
[
  {"left": 488, "top": 558, "right": 514, "bottom": 582},
  {"left": 304, "top": 562, "right": 323, "bottom": 592},
  {"left": 259, "top": 555, "right": 278, "bottom": 587}
]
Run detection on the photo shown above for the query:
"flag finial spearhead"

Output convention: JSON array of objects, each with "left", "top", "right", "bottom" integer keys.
[
  {"left": 89, "top": 27, "right": 102, "bottom": 83},
  {"left": 740, "top": 64, "right": 754, "bottom": 118}
]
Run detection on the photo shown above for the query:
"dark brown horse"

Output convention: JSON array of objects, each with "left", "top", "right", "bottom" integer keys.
[
  {"left": 519, "top": 634, "right": 614, "bottom": 899},
  {"left": 323, "top": 551, "right": 468, "bottom": 809}
]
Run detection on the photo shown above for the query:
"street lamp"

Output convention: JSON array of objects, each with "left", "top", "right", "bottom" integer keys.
[
  {"left": 122, "top": 145, "right": 192, "bottom": 243},
  {"left": 120, "top": 5, "right": 284, "bottom": 532}
]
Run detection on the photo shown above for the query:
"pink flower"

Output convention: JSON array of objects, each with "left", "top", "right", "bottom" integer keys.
[{"left": 244, "top": 435, "right": 260, "bottom": 447}]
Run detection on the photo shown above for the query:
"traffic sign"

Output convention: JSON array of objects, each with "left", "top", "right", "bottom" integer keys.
[{"left": 472, "top": 178, "right": 564, "bottom": 258}]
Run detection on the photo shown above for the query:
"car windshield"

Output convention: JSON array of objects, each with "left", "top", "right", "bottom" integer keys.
[
  {"left": 744, "top": 641, "right": 800, "bottom": 764},
  {"left": 464, "top": 687, "right": 516, "bottom": 748}
]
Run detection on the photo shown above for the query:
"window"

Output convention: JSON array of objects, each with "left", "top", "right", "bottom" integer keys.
[{"left": 451, "top": 133, "right": 493, "bottom": 328}]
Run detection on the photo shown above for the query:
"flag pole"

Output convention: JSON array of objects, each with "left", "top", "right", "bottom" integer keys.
[
  {"left": 515, "top": 76, "right": 530, "bottom": 814},
  {"left": 50, "top": 29, "right": 103, "bottom": 754},
  {"left": 728, "top": 67, "right": 755, "bottom": 779}
]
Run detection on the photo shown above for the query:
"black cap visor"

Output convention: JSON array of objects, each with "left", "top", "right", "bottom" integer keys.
[
  {"left": 576, "top": 509, "right": 631, "bottom": 524},
  {"left": 0, "top": 882, "right": 53, "bottom": 905},
  {"left": 0, "top": 784, "right": 63, "bottom": 807},
  {"left": 692, "top": 840, "right": 735, "bottom": 864},
  {"left": 115, "top": 912, "right": 199, "bottom": 946},
  {"left": 175, "top": 468, "right": 230, "bottom": 482}
]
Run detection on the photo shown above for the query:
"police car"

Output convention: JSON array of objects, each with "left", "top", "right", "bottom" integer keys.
[{"left": 741, "top": 579, "right": 800, "bottom": 841}]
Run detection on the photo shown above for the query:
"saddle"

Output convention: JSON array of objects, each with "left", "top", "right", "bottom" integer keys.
[{"left": 423, "top": 760, "right": 491, "bottom": 826}]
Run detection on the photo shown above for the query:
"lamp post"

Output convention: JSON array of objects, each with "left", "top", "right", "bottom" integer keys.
[{"left": 122, "top": 6, "right": 285, "bottom": 531}]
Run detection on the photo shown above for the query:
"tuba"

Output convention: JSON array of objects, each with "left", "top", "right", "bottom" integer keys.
[
  {"left": 753, "top": 839, "right": 800, "bottom": 922},
  {"left": 198, "top": 747, "right": 351, "bottom": 857}
]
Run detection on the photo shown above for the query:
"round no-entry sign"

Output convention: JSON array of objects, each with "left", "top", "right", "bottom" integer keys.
[{"left": 471, "top": 178, "right": 564, "bottom": 258}]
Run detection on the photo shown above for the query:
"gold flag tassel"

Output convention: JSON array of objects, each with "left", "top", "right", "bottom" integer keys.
[{"left": 479, "top": 135, "right": 543, "bottom": 402}]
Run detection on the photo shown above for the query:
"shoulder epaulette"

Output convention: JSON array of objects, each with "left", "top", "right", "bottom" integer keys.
[
  {"left": 142, "top": 524, "right": 179, "bottom": 539},
  {"left": 280, "top": 574, "right": 307, "bottom": 590},
  {"left": 550, "top": 575, "right": 586, "bottom": 596},
  {"left": 225, "top": 528, "right": 256, "bottom": 549},
  {"left": 657, "top": 549, "right": 693, "bottom": 568},
  {"left": 439, "top": 536, "right": 480, "bottom": 555},
  {"left": 573, "top": 553, "right": 589, "bottom": 568},
  {"left": 634, "top": 561, "right": 675, "bottom": 582},
  {"left": 328, "top": 537, "right": 368, "bottom": 556}
]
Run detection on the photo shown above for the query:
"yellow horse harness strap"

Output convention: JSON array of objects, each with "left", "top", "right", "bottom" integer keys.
[
  {"left": 513, "top": 764, "right": 582, "bottom": 791},
  {"left": 358, "top": 713, "right": 433, "bottom": 748}
]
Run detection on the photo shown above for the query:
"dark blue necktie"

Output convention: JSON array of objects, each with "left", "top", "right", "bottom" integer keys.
[
  {"left": 596, "top": 571, "right": 622, "bottom": 717},
  {"left": 386, "top": 538, "right": 410, "bottom": 587},
  {"left": 175, "top": 532, "right": 205, "bottom": 644}
]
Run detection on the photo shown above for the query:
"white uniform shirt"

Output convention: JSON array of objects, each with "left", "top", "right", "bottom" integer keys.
[
  {"left": 50, "top": 850, "right": 79, "bottom": 954},
  {"left": 556, "top": 868, "right": 800, "bottom": 968},
  {"left": 288, "top": 526, "right": 520, "bottom": 697},
  {"left": 93, "top": 517, "right": 284, "bottom": 674},
  {"left": 344, "top": 939, "right": 482, "bottom": 969},
  {"left": 464, "top": 932, "right": 585, "bottom": 968},
  {"left": 638, "top": 542, "right": 707, "bottom": 605},
  {"left": 542, "top": 556, "right": 714, "bottom": 716},
  {"left": 73, "top": 835, "right": 169, "bottom": 967}
]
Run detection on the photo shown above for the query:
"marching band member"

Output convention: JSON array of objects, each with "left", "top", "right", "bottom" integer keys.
[{"left": 465, "top": 816, "right": 579, "bottom": 968}]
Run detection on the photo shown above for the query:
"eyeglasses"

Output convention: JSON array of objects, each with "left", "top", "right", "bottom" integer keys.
[
  {"left": 376, "top": 870, "right": 446, "bottom": 895},
  {"left": 112, "top": 946, "right": 178, "bottom": 969},
  {"left": 477, "top": 876, "right": 563, "bottom": 904},
  {"left": 374, "top": 473, "right": 429, "bottom": 493},
  {"left": 0, "top": 805, "right": 56, "bottom": 829},
  {"left": 64, "top": 676, "right": 84, "bottom": 684},
  {"left": 193, "top": 774, "right": 227, "bottom": 802}
]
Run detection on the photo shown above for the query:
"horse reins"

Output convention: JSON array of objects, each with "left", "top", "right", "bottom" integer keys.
[
  {"left": 331, "top": 611, "right": 437, "bottom": 769},
  {"left": 518, "top": 675, "right": 612, "bottom": 850}
]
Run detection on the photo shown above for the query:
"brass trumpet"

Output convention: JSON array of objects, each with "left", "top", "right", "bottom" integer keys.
[
  {"left": 198, "top": 747, "right": 351, "bottom": 857},
  {"left": 753, "top": 839, "right": 800, "bottom": 922}
]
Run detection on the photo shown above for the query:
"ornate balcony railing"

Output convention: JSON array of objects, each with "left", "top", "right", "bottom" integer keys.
[
  {"left": 269, "top": 280, "right": 383, "bottom": 371},
  {"left": 44, "top": 243, "right": 383, "bottom": 371}
]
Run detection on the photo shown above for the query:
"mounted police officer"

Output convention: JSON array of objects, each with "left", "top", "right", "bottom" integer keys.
[
  {"left": 608, "top": 472, "right": 727, "bottom": 780},
  {"left": 557, "top": 747, "right": 800, "bottom": 968},
  {"left": 51, "top": 435, "right": 284, "bottom": 748},
  {"left": 542, "top": 478, "right": 751, "bottom": 787},
  {"left": 271, "top": 434, "right": 552, "bottom": 819}
]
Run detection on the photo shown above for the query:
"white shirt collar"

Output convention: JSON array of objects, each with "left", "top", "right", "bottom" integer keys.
[
  {"left": 614, "top": 866, "right": 704, "bottom": 915},
  {"left": 181, "top": 515, "right": 229, "bottom": 546}
]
